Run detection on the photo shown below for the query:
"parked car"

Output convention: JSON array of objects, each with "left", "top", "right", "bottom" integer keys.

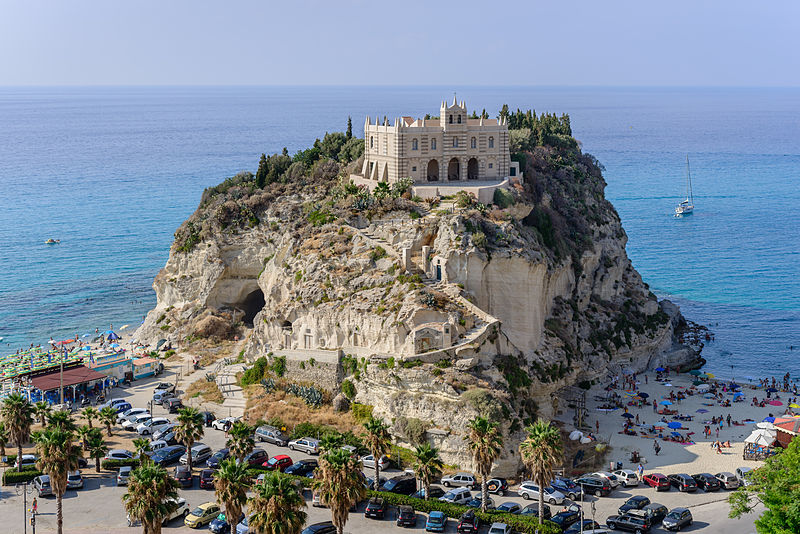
[
  {"left": 715, "top": 471, "right": 740, "bottom": 489},
  {"left": 212, "top": 416, "right": 239, "bottom": 431},
  {"left": 642, "top": 473, "right": 670, "bottom": 491},
  {"left": 518, "top": 481, "right": 565, "bottom": 504},
  {"left": 243, "top": 448, "right": 268, "bottom": 466},
  {"left": 550, "top": 510, "right": 581, "bottom": 531},
  {"left": 66, "top": 470, "right": 84, "bottom": 490},
  {"left": 361, "top": 454, "right": 390, "bottom": 470},
  {"left": 235, "top": 516, "right": 249, "bottom": 534},
  {"left": 117, "top": 407, "right": 149, "bottom": 424},
  {"left": 439, "top": 487, "right": 472, "bottom": 504},
  {"left": 14, "top": 454, "right": 38, "bottom": 470},
  {"left": 184, "top": 502, "right": 221, "bottom": 528},
  {"left": 210, "top": 512, "right": 241, "bottom": 534},
  {"left": 487, "top": 477, "right": 509, "bottom": 495},
  {"left": 149, "top": 440, "right": 168, "bottom": 452},
  {"left": 667, "top": 474, "right": 697, "bottom": 492},
  {"left": 153, "top": 423, "right": 177, "bottom": 441},
  {"left": 457, "top": 509, "right": 481, "bottom": 533},
  {"left": 154, "top": 382, "right": 176, "bottom": 393},
  {"left": 614, "top": 469, "right": 641, "bottom": 487},
  {"left": 692, "top": 472, "right": 721, "bottom": 491},
  {"left": 122, "top": 413, "right": 152, "bottom": 431},
  {"left": 153, "top": 390, "right": 175, "bottom": 405},
  {"left": 285, "top": 459, "right": 318, "bottom": 477},
  {"left": 426, "top": 511, "right": 447, "bottom": 532},
  {"left": 207, "top": 448, "right": 230, "bottom": 469},
  {"left": 488, "top": 522, "right": 512, "bottom": 534},
  {"left": 104, "top": 449, "right": 134, "bottom": 461},
  {"left": 301, "top": 522, "right": 336, "bottom": 534},
  {"left": 520, "top": 503, "right": 552, "bottom": 520},
  {"left": 33, "top": 475, "right": 53, "bottom": 497},
  {"left": 180, "top": 443, "right": 213, "bottom": 466},
  {"left": 411, "top": 486, "right": 445, "bottom": 500},
  {"left": 200, "top": 468, "right": 216, "bottom": 489},
  {"left": 364, "top": 497, "right": 387, "bottom": 519},
  {"left": 379, "top": 474, "right": 417, "bottom": 495},
  {"left": 496, "top": 501, "right": 522, "bottom": 514},
  {"left": 396, "top": 505, "right": 417, "bottom": 527},
  {"left": 255, "top": 425, "right": 290, "bottom": 446},
  {"left": 736, "top": 466, "right": 754, "bottom": 486},
  {"left": 165, "top": 398, "right": 184, "bottom": 413},
  {"left": 113, "top": 401, "right": 132, "bottom": 414},
  {"left": 662, "top": 507, "right": 693, "bottom": 531},
  {"left": 117, "top": 465, "right": 133, "bottom": 485},
  {"left": 100, "top": 398, "right": 128, "bottom": 410},
  {"left": 151, "top": 445, "right": 186, "bottom": 466},
  {"left": 162, "top": 497, "right": 189, "bottom": 524},
  {"left": 200, "top": 411, "right": 216, "bottom": 427},
  {"left": 441, "top": 472, "right": 477, "bottom": 488},
  {"left": 573, "top": 476, "right": 612, "bottom": 496},
  {"left": 174, "top": 465, "right": 193, "bottom": 488},
  {"left": 465, "top": 496, "right": 495, "bottom": 510},
  {"left": 619, "top": 495, "right": 651, "bottom": 514},
  {"left": 591, "top": 471, "right": 621, "bottom": 488},
  {"left": 605, "top": 510, "right": 652, "bottom": 533},
  {"left": 641, "top": 503, "right": 668, "bottom": 524},
  {"left": 288, "top": 437, "right": 320, "bottom": 455},
  {"left": 137, "top": 417, "right": 171, "bottom": 436},
  {"left": 565, "top": 520, "right": 604, "bottom": 534},
  {"left": 552, "top": 477, "right": 580, "bottom": 500},
  {"left": 262, "top": 454, "right": 293, "bottom": 472}
]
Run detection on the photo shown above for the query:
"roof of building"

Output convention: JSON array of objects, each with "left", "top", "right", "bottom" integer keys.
[
  {"left": 31, "top": 365, "right": 108, "bottom": 392},
  {"left": 133, "top": 357, "right": 157, "bottom": 366},
  {"left": 774, "top": 417, "right": 800, "bottom": 435}
]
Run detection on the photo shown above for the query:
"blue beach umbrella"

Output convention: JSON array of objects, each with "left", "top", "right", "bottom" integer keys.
[
  {"left": 670, "top": 431, "right": 682, "bottom": 437},
  {"left": 733, "top": 392, "right": 744, "bottom": 397},
  {"left": 696, "top": 409, "right": 709, "bottom": 413},
  {"left": 622, "top": 413, "right": 634, "bottom": 419},
  {"left": 667, "top": 421, "right": 682, "bottom": 429},
  {"left": 637, "top": 392, "right": 649, "bottom": 399},
  {"left": 766, "top": 388, "right": 778, "bottom": 393},
  {"left": 660, "top": 400, "right": 673, "bottom": 406},
  {"left": 763, "top": 417, "right": 776, "bottom": 423},
  {"left": 655, "top": 367, "right": 666, "bottom": 372}
]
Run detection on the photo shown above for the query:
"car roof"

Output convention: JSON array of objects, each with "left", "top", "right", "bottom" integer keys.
[
  {"left": 669, "top": 507, "right": 690, "bottom": 513},
  {"left": 198, "top": 502, "right": 218, "bottom": 509},
  {"left": 429, "top": 511, "right": 445, "bottom": 517},
  {"left": 629, "top": 495, "right": 648, "bottom": 501},
  {"left": 628, "top": 510, "right": 649, "bottom": 517}
]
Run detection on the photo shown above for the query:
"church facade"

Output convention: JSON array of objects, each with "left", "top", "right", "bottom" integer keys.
[{"left": 357, "top": 98, "right": 511, "bottom": 185}]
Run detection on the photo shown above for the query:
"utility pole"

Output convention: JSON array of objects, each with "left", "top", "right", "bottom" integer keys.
[{"left": 59, "top": 346, "right": 65, "bottom": 405}]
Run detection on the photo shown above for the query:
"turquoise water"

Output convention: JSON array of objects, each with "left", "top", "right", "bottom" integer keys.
[{"left": 0, "top": 87, "right": 797, "bottom": 378}]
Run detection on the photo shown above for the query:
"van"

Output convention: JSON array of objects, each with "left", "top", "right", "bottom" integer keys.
[
  {"left": 149, "top": 440, "right": 168, "bottom": 452},
  {"left": 255, "top": 425, "right": 289, "bottom": 447},
  {"left": 439, "top": 487, "right": 472, "bottom": 505},
  {"left": 180, "top": 443, "right": 212, "bottom": 465}
]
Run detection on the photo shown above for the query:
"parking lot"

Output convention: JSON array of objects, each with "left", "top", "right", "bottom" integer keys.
[{"left": 0, "top": 373, "right": 760, "bottom": 534}]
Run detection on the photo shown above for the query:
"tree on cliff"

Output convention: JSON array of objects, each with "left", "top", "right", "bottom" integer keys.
[
  {"left": 467, "top": 416, "right": 504, "bottom": 512},
  {"left": 362, "top": 416, "right": 391, "bottom": 490},
  {"left": 1, "top": 393, "right": 33, "bottom": 472},
  {"left": 519, "top": 419, "right": 563, "bottom": 526},
  {"left": 256, "top": 153, "right": 268, "bottom": 188},
  {"left": 346, "top": 116, "right": 352, "bottom": 139},
  {"left": 729, "top": 438, "right": 800, "bottom": 533}
]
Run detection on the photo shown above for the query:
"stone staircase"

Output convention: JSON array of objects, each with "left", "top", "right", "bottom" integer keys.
[{"left": 216, "top": 362, "right": 247, "bottom": 413}]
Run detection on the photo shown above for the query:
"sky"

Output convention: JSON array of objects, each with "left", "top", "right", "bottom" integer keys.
[{"left": 1, "top": 0, "right": 798, "bottom": 87}]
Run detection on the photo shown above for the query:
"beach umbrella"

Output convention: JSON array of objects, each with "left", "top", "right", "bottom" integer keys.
[
  {"left": 689, "top": 370, "right": 702, "bottom": 376},
  {"left": 670, "top": 431, "right": 682, "bottom": 437},
  {"left": 569, "top": 430, "right": 584, "bottom": 441},
  {"left": 705, "top": 372, "right": 715, "bottom": 378},
  {"left": 790, "top": 403, "right": 800, "bottom": 409},
  {"left": 756, "top": 422, "right": 775, "bottom": 430},
  {"left": 697, "top": 384, "right": 711, "bottom": 391},
  {"left": 692, "top": 380, "right": 703, "bottom": 386},
  {"left": 109, "top": 343, "right": 120, "bottom": 349},
  {"left": 667, "top": 421, "right": 682, "bottom": 429},
  {"left": 733, "top": 392, "right": 744, "bottom": 397},
  {"left": 119, "top": 324, "right": 129, "bottom": 330},
  {"left": 580, "top": 437, "right": 592, "bottom": 444},
  {"left": 696, "top": 409, "right": 709, "bottom": 413},
  {"left": 770, "top": 400, "right": 783, "bottom": 406},
  {"left": 660, "top": 400, "right": 673, "bottom": 406},
  {"left": 703, "top": 393, "right": 716, "bottom": 399},
  {"left": 664, "top": 383, "right": 673, "bottom": 387},
  {"left": 107, "top": 332, "right": 120, "bottom": 341},
  {"left": 655, "top": 367, "right": 666, "bottom": 372},
  {"left": 766, "top": 388, "right": 778, "bottom": 393},
  {"left": 621, "top": 413, "right": 634, "bottom": 419},
  {"left": 637, "top": 392, "right": 649, "bottom": 399},
  {"left": 763, "top": 417, "right": 776, "bottom": 423}
]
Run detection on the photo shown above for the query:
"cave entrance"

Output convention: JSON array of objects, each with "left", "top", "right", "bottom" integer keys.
[{"left": 240, "top": 288, "right": 265, "bottom": 325}]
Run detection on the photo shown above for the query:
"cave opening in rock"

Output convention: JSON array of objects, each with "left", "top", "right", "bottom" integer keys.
[{"left": 240, "top": 288, "right": 266, "bottom": 326}]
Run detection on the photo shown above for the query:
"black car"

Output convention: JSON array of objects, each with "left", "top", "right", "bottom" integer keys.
[
  {"left": 411, "top": 487, "right": 444, "bottom": 500},
  {"left": 667, "top": 474, "right": 698, "bottom": 492},
  {"left": 364, "top": 497, "right": 387, "bottom": 519},
  {"left": 573, "top": 476, "right": 612, "bottom": 496},
  {"left": 301, "top": 523, "right": 336, "bottom": 534},
  {"left": 165, "top": 398, "right": 184, "bottom": 413},
  {"left": 520, "top": 503, "right": 552, "bottom": 520},
  {"left": 151, "top": 445, "right": 186, "bottom": 466},
  {"left": 173, "top": 465, "right": 193, "bottom": 488},
  {"left": 692, "top": 472, "right": 721, "bottom": 491},
  {"left": 201, "top": 411, "right": 216, "bottom": 427},
  {"left": 618, "top": 495, "right": 651, "bottom": 515},
  {"left": 456, "top": 509, "right": 481, "bottom": 533},
  {"left": 605, "top": 510, "right": 651, "bottom": 533},
  {"left": 285, "top": 459, "right": 318, "bottom": 477},
  {"left": 465, "top": 497, "right": 494, "bottom": 510},
  {"left": 496, "top": 502, "right": 521, "bottom": 514},
  {"left": 551, "top": 477, "right": 580, "bottom": 500},
  {"left": 550, "top": 510, "right": 580, "bottom": 530},
  {"left": 662, "top": 507, "right": 693, "bottom": 531},
  {"left": 565, "top": 520, "right": 602, "bottom": 534},
  {"left": 199, "top": 469, "right": 215, "bottom": 489},
  {"left": 642, "top": 503, "right": 668, "bottom": 524},
  {"left": 487, "top": 478, "right": 509, "bottom": 495},
  {"left": 379, "top": 475, "right": 417, "bottom": 495},
  {"left": 396, "top": 505, "right": 417, "bottom": 527},
  {"left": 207, "top": 448, "right": 230, "bottom": 469}
]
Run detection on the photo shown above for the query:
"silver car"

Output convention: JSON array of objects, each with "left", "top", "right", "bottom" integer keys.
[
  {"left": 33, "top": 475, "right": 53, "bottom": 497},
  {"left": 441, "top": 472, "right": 476, "bottom": 488},
  {"left": 117, "top": 465, "right": 133, "bottom": 486},
  {"left": 715, "top": 471, "right": 740, "bottom": 489},
  {"left": 66, "top": 470, "right": 83, "bottom": 490},
  {"left": 288, "top": 437, "right": 320, "bottom": 455}
]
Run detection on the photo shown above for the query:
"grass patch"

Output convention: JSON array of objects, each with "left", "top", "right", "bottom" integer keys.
[{"left": 184, "top": 379, "right": 224, "bottom": 403}]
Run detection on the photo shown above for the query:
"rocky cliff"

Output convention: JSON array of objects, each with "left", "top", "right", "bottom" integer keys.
[{"left": 136, "top": 127, "right": 701, "bottom": 475}]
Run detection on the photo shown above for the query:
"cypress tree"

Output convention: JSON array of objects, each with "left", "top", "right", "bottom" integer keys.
[
  {"left": 346, "top": 116, "right": 353, "bottom": 139},
  {"left": 255, "top": 153, "right": 268, "bottom": 188}
]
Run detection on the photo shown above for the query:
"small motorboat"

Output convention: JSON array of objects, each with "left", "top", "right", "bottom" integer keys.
[{"left": 44, "top": 238, "right": 61, "bottom": 245}]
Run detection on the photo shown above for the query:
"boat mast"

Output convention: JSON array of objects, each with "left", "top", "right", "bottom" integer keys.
[{"left": 686, "top": 155, "right": 694, "bottom": 205}]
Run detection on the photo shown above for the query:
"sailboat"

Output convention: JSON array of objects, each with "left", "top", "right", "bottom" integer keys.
[{"left": 675, "top": 155, "right": 695, "bottom": 216}]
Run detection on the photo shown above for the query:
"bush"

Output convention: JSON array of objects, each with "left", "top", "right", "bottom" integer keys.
[
  {"left": 351, "top": 403, "right": 373, "bottom": 423},
  {"left": 101, "top": 458, "right": 140, "bottom": 470},
  {"left": 341, "top": 379, "right": 356, "bottom": 399},
  {"left": 472, "top": 231, "right": 487, "bottom": 250},
  {"left": 394, "top": 416, "right": 428, "bottom": 446},
  {"left": 369, "top": 246, "right": 387, "bottom": 262},
  {"left": 3, "top": 469, "right": 42, "bottom": 485},
  {"left": 240, "top": 357, "right": 269, "bottom": 386},
  {"left": 270, "top": 355, "right": 287, "bottom": 378},
  {"left": 493, "top": 187, "right": 515, "bottom": 208},
  {"left": 290, "top": 421, "right": 331, "bottom": 440}
]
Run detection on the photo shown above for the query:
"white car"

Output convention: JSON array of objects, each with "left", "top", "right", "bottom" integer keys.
[
  {"left": 591, "top": 471, "right": 621, "bottom": 488},
  {"left": 105, "top": 449, "right": 134, "bottom": 461},
  {"left": 122, "top": 413, "right": 152, "bottom": 431},
  {"left": 117, "top": 408, "right": 149, "bottom": 424},
  {"left": 439, "top": 487, "right": 472, "bottom": 504},
  {"left": 211, "top": 416, "right": 239, "bottom": 431},
  {"left": 360, "top": 454, "right": 390, "bottom": 470},
  {"left": 736, "top": 466, "right": 754, "bottom": 486},
  {"left": 613, "top": 469, "right": 640, "bottom": 487},
  {"left": 441, "top": 473, "right": 476, "bottom": 488},
  {"left": 66, "top": 470, "right": 83, "bottom": 490},
  {"left": 137, "top": 417, "right": 171, "bottom": 436},
  {"left": 488, "top": 523, "right": 512, "bottom": 534},
  {"left": 517, "top": 481, "right": 565, "bottom": 504},
  {"left": 162, "top": 497, "right": 189, "bottom": 524}
]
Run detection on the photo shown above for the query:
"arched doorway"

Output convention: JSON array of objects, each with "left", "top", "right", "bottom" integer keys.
[
  {"left": 448, "top": 158, "right": 460, "bottom": 181},
  {"left": 427, "top": 160, "right": 439, "bottom": 181},
  {"left": 467, "top": 158, "right": 479, "bottom": 180}
]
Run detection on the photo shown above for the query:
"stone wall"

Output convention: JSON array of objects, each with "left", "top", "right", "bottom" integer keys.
[{"left": 273, "top": 348, "right": 342, "bottom": 392}]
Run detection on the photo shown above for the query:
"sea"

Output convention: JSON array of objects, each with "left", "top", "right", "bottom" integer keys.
[{"left": 0, "top": 86, "right": 797, "bottom": 380}]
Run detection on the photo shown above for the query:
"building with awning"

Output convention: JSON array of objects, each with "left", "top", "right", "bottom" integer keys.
[
  {"left": 31, "top": 365, "right": 108, "bottom": 392},
  {"left": 133, "top": 357, "right": 157, "bottom": 379},
  {"left": 774, "top": 417, "right": 800, "bottom": 448}
]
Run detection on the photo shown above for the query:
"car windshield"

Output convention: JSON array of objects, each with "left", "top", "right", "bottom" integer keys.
[
  {"left": 191, "top": 507, "right": 206, "bottom": 516},
  {"left": 665, "top": 511, "right": 682, "bottom": 519}
]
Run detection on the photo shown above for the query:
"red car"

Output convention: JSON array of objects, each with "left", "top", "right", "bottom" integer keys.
[
  {"left": 262, "top": 454, "right": 293, "bottom": 472},
  {"left": 199, "top": 469, "right": 215, "bottom": 489},
  {"left": 643, "top": 473, "right": 670, "bottom": 491}
]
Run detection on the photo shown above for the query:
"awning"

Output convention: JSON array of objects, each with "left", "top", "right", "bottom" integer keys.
[
  {"left": 31, "top": 365, "right": 108, "bottom": 392},
  {"left": 133, "top": 357, "right": 156, "bottom": 366}
]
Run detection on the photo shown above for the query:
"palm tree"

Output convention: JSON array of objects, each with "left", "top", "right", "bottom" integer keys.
[
  {"left": 466, "top": 416, "right": 504, "bottom": 512},
  {"left": 519, "top": 419, "right": 563, "bottom": 525},
  {"left": 249, "top": 471, "right": 307, "bottom": 534},
  {"left": 0, "top": 421, "right": 9, "bottom": 457},
  {"left": 86, "top": 428, "right": 108, "bottom": 473},
  {"left": 34, "top": 400, "right": 52, "bottom": 425},
  {"left": 318, "top": 432, "right": 344, "bottom": 454},
  {"left": 82, "top": 406, "right": 99, "bottom": 429},
  {"left": 174, "top": 407, "right": 204, "bottom": 469},
  {"left": 76, "top": 424, "right": 92, "bottom": 451},
  {"left": 1, "top": 393, "right": 33, "bottom": 472},
  {"left": 313, "top": 448, "right": 366, "bottom": 534},
  {"left": 412, "top": 443, "right": 443, "bottom": 500},
  {"left": 214, "top": 458, "right": 251, "bottom": 529},
  {"left": 133, "top": 437, "right": 152, "bottom": 461},
  {"left": 362, "top": 416, "right": 391, "bottom": 489},
  {"left": 123, "top": 461, "right": 180, "bottom": 534},
  {"left": 98, "top": 406, "right": 117, "bottom": 436},
  {"left": 48, "top": 410, "right": 77, "bottom": 432},
  {"left": 35, "top": 427, "right": 80, "bottom": 534},
  {"left": 225, "top": 421, "right": 254, "bottom": 462}
]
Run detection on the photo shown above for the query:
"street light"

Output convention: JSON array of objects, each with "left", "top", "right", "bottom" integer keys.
[{"left": 15, "top": 481, "right": 34, "bottom": 534}]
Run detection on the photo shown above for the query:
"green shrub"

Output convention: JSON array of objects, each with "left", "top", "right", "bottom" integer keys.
[
  {"left": 341, "top": 379, "right": 356, "bottom": 399},
  {"left": 369, "top": 246, "right": 387, "bottom": 262},
  {"left": 394, "top": 416, "right": 428, "bottom": 446},
  {"left": 101, "top": 458, "right": 140, "bottom": 470},
  {"left": 240, "top": 357, "right": 269, "bottom": 386},
  {"left": 493, "top": 187, "right": 515, "bottom": 208},
  {"left": 270, "top": 355, "right": 287, "bottom": 378},
  {"left": 3, "top": 469, "right": 42, "bottom": 485},
  {"left": 164, "top": 349, "right": 176, "bottom": 358},
  {"left": 351, "top": 403, "right": 373, "bottom": 423}
]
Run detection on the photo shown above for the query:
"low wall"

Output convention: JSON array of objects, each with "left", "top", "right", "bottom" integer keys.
[
  {"left": 274, "top": 348, "right": 342, "bottom": 391},
  {"left": 412, "top": 179, "right": 510, "bottom": 204}
]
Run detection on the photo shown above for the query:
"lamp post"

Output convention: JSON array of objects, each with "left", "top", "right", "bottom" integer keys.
[{"left": 15, "top": 481, "right": 33, "bottom": 534}]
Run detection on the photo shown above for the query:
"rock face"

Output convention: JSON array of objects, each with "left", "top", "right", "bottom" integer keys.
[{"left": 136, "top": 144, "right": 701, "bottom": 476}]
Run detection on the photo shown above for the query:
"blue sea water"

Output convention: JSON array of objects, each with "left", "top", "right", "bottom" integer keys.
[{"left": 0, "top": 86, "right": 797, "bottom": 379}]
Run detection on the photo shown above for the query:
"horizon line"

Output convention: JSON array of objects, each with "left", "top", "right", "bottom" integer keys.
[{"left": 1, "top": 83, "right": 799, "bottom": 90}]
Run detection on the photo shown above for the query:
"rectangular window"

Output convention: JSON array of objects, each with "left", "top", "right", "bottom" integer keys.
[
  {"left": 412, "top": 166, "right": 417, "bottom": 172},
  {"left": 431, "top": 139, "right": 437, "bottom": 150},
  {"left": 488, "top": 163, "right": 493, "bottom": 169}
]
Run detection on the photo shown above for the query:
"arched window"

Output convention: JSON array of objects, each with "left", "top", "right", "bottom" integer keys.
[
  {"left": 431, "top": 138, "right": 437, "bottom": 150},
  {"left": 457, "top": 115, "right": 462, "bottom": 124},
  {"left": 470, "top": 137, "right": 477, "bottom": 149},
  {"left": 370, "top": 136, "right": 374, "bottom": 149},
  {"left": 412, "top": 138, "right": 418, "bottom": 151},
  {"left": 448, "top": 115, "right": 453, "bottom": 124},
  {"left": 453, "top": 137, "right": 458, "bottom": 148},
  {"left": 488, "top": 136, "right": 494, "bottom": 148}
]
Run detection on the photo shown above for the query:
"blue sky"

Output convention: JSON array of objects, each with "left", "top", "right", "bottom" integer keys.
[{"left": 1, "top": 0, "right": 798, "bottom": 86}]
